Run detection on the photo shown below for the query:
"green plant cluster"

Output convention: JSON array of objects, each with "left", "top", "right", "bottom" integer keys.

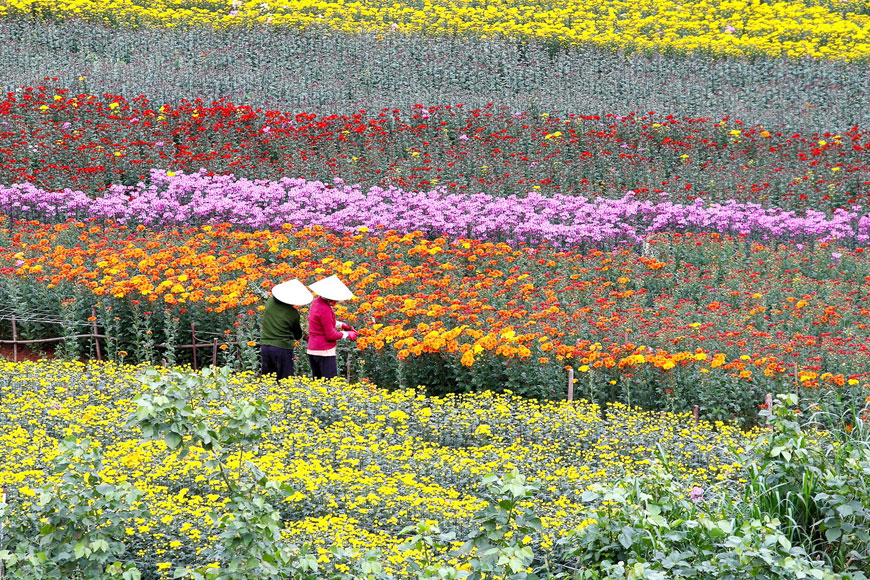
[{"left": 551, "top": 394, "right": 870, "bottom": 579}]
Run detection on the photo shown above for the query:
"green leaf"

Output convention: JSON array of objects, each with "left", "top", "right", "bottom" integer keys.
[
  {"left": 73, "top": 542, "right": 87, "bottom": 559},
  {"left": 165, "top": 432, "right": 183, "bottom": 449},
  {"left": 835, "top": 504, "right": 854, "bottom": 517}
]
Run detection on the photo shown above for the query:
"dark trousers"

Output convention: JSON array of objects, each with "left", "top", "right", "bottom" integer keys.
[
  {"left": 308, "top": 354, "right": 337, "bottom": 379},
  {"left": 261, "top": 345, "right": 295, "bottom": 381}
]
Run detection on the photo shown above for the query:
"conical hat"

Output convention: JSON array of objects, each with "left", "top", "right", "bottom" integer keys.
[
  {"left": 271, "top": 279, "right": 314, "bottom": 305},
  {"left": 308, "top": 275, "right": 355, "bottom": 301}
]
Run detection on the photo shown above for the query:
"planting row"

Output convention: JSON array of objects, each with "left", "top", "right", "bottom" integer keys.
[
  {"left": 2, "top": 87, "right": 868, "bottom": 211},
  {"left": 0, "top": 360, "right": 750, "bottom": 574},
  {"left": 4, "top": 170, "right": 870, "bottom": 247},
  {"left": 3, "top": 0, "right": 869, "bottom": 59},
  {"left": 2, "top": 218, "right": 869, "bottom": 421},
  {"left": 3, "top": 23, "right": 866, "bottom": 133},
  {"left": 1, "top": 362, "right": 868, "bottom": 579}
]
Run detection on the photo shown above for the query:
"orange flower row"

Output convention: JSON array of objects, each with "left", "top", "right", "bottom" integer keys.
[{"left": 2, "top": 218, "right": 869, "bottom": 389}]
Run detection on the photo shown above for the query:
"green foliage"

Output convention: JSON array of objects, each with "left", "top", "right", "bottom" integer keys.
[
  {"left": 128, "top": 366, "right": 270, "bottom": 474},
  {"left": 457, "top": 470, "right": 543, "bottom": 580},
  {"left": 175, "top": 479, "right": 292, "bottom": 580},
  {"left": 127, "top": 366, "right": 297, "bottom": 579},
  {"left": 556, "top": 465, "right": 841, "bottom": 579},
  {"left": 0, "top": 438, "right": 147, "bottom": 580},
  {"left": 743, "top": 394, "right": 870, "bottom": 576},
  {"left": 400, "top": 469, "right": 545, "bottom": 580},
  {"left": 400, "top": 521, "right": 465, "bottom": 579}
]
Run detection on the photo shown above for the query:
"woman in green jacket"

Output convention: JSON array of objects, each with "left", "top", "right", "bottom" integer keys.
[{"left": 260, "top": 279, "right": 313, "bottom": 382}]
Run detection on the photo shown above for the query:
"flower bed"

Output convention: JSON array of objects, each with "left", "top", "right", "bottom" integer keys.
[
  {"left": 5, "top": 170, "right": 870, "bottom": 246},
  {"left": 2, "top": 88, "right": 868, "bottom": 212},
  {"left": 2, "top": 218, "right": 869, "bottom": 422},
  {"left": 0, "top": 359, "right": 755, "bottom": 576},
  {"left": 2, "top": 25, "right": 866, "bottom": 132},
  {"left": 0, "top": 89, "right": 870, "bottom": 214},
  {"left": 2, "top": 362, "right": 868, "bottom": 579},
  {"left": 2, "top": 0, "right": 869, "bottom": 59}
]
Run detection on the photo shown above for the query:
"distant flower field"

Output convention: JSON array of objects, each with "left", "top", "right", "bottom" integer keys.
[
  {"left": 2, "top": 23, "right": 866, "bottom": 131},
  {"left": 2, "top": 88, "right": 868, "bottom": 211},
  {"left": 3, "top": 0, "right": 869, "bottom": 60}
]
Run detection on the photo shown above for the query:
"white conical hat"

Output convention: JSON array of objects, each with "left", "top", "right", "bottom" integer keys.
[
  {"left": 271, "top": 279, "right": 314, "bottom": 305},
  {"left": 308, "top": 275, "right": 355, "bottom": 301}
]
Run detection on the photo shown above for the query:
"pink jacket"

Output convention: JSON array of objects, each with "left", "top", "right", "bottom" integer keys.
[{"left": 307, "top": 297, "right": 344, "bottom": 353}]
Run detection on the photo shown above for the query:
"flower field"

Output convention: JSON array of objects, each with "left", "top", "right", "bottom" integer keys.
[
  {"left": 3, "top": 216, "right": 870, "bottom": 422},
  {"left": 0, "top": 360, "right": 755, "bottom": 576},
  {"left": 1, "top": 362, "right": 868, "bottom": 579},
  {"left": 4, "top": 0, "right": 870, "bottom": 59},
  {"left": 2, "top": 0, "right": 870, "bottom": 578},
  {"left": 2, "top": 89, "right": 868, "bottom": 210}
]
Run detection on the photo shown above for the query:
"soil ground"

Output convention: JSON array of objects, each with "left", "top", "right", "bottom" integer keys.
[{"left": 0, "top": 343, "right": 56, "bottom": 362}]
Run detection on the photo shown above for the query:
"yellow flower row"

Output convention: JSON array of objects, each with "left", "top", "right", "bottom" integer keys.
[
  {"left": 1, "top": 0, "right": 868, "bottom": 59},
  {"left": 1, "top": 360, "right": 756, "bottom": 573}
]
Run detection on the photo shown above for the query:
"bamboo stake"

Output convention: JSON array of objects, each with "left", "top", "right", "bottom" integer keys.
[
  {"left": 191, "top": 322, "right": 198, "bottom": 371},
  {"left": 91, "top": 306, "right": 102, "bottom": 361},
  {"left": 567, "top": 367, "right": 574, "bottom": 402},
  {"left": 11, "top": 316, "right": 17, "bottom": 363}
]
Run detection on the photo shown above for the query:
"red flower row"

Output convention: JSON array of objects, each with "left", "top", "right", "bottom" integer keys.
[{"left": 2, "top": 86, "right": 868, "bottom": 213}]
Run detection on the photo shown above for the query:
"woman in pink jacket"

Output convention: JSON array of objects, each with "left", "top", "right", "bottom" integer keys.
[{"left": 306, "top": 275, "right": 358, "bottom": 379}]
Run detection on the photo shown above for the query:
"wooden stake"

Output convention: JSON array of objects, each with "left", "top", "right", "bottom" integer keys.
[
  {"left": 91, "top": 306, "right": 102, "bottom": 361},
  {"left": 692, "top": 405, "right": 699, "bottom": 424},
  {"left": 190, "top": 322, "right": 197, "bottom": 371},
  {"left": 765, "top": 393, "right": 773, "bottom": 411},
  {"left": 212, "top": 338, "right": 218, "bottom": 367},
  {"left": 567, "top": 367, "right": 574, "bottom": 402},
  {"left": 11, "top": 316, "right": 17, "bottom": 363}
]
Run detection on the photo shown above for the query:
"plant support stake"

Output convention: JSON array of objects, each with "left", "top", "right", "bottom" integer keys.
[
  {"left": 11, "top": 315, "right": 17, "bottom": 363},
  {"left": 567, "top": 367, "right": 574, "bottom": 402},
  {"left": 91, "top": 305, "right": 102, "bottom": 361}
]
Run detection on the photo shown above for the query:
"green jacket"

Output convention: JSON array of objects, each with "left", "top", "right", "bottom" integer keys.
[{"left": 260, "top": 296, "right": 303, "bottom": 350}]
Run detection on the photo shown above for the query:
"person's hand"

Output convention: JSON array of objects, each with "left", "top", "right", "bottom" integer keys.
[
  {"left": 341, "top": 322, "right": 353, "bottom": 331},
  {"left": 347, "top": 330, "right": 358, "bottom": 341}
]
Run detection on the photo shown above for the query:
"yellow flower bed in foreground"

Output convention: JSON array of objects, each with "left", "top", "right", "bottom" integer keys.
[
  {"left": 1, "top": 360, "right": 755, "bottom": 572},
  {"left": 2, "top": 0, "right": 868, "bottom": 60}
]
